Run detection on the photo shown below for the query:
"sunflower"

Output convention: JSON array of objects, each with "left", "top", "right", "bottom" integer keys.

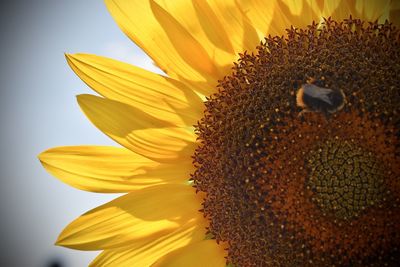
[{"left": 39, "top": 1, "right": 400, "bottom": 266}]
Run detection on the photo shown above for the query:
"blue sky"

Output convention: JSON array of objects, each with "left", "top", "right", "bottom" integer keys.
[{"left": 0, "top": 1, "right": 160, "bottom": 266}]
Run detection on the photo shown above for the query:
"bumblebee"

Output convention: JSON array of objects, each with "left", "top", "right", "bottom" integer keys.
[{"left": 296, "top": 82, "right": 346, "bottom": 115}]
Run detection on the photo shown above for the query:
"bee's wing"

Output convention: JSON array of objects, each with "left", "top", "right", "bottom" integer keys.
[
  {"left": 303, "top": 84, "right": 333, "bottom": 105},
  {"left": 314, "top": 88, "right": 334, "bottom": 105}
]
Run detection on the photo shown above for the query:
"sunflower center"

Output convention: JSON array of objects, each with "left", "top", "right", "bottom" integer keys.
[
  {"left": 193, "top": 17, "right": 400, "bottom": 266},
  {"left": 307, "top": 139, "right": 386, "bottom": 220}
]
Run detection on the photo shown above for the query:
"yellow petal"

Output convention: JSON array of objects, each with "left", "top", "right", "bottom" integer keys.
[
  {"left": 191, "top": 1, "right": 235, "bottom": 54},
  {"left": 152, "top": 240, "right": 227, "bottom": 267},
  {"left": 390, "top": 0, "right": 400, "bottom": 27},
  {"left": 66, "top": 53, "right": 203, "bottom": 127},
  {"left": 206, "top": 0, "right": 266, "bottom": 50},
  {"left": 236, "top": 0, "right": 277, "bottom": 38},
  {"left": 353, "top": 0, "right": 391, "bottom": 22},
  {"left": 320, "top": 0, "right": 387, "bottom": 23},
  {"left": 56, "top": 184, "right": 202, "bottom": 250},
  {"left": 125, "top": 127, "right": 196, "bottom": 163},
  {"left": 76, "top": 94, "right": 196, "bottom": 162},
  {"left": 317, "top": 0, "right": 394, "bottom": 25},
  {"left": 38, "top": 146, "right": 192, "bottom": 193},
  {"left": 91, "top": 218, "right": 207, "bottom": 266},
  {"left": 250, "top": 0, "right": 319, "bottom": 36},
  {"left": 105, "top": 0, "right": 224, "bottom": 92}
]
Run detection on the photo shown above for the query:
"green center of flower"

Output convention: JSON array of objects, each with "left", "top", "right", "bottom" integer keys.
[
  {"left": 193, "top": 17, "right": 400, "bottom": 266},
  {"left": 307, "top": 140, "right": 386, "bottom": 220}
]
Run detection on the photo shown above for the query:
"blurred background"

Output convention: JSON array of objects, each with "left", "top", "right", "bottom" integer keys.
[{"left": 0, "top": 1, "right": 160, "bottom": 266}]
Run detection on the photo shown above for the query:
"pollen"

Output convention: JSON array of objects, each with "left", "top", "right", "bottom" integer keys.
[{"left": 192, "top": 18, "right": 400, "bottom": 266}]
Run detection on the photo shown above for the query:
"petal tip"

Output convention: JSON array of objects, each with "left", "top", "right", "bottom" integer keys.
[
  {"left": 76, "top": 93, "right": 91, "bottom": 103},
  {"left": 37, "top": 149, "right": 52, "bottom": 164},
  {"left": 54, "top": 232, "right": 69, "bottom": 247},
  {"left": 65, "top": 53, "right": 90, "bottom": 65},
  {"left": 64, "top": 53, "right": 77, "bottom": 63}
]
